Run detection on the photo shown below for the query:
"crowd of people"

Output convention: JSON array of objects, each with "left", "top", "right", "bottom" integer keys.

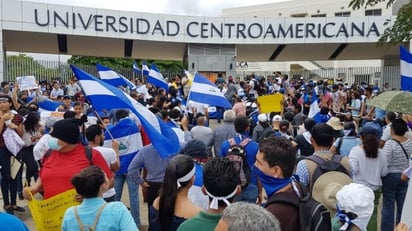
[{"left": 0, "top": 71, "right": 410, "bottom": 231}]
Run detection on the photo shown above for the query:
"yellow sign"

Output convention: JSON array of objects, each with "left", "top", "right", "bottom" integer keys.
[
  {"left": 28, "top": 189, "right": 80, "bottom": 231},
  {"left": 257, "top": 94, "right": 284, "bottom": 113}
]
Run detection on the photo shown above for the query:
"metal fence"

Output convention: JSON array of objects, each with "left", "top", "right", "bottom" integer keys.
[
  {"left": 4, "top": 56, "right": 402, "bottom": 89},
  {"left": 4, "top": 57, "right": 182, "bottom": 84},
  {"left": 237, "top": 65, "right": 401, "bottom": 89}
]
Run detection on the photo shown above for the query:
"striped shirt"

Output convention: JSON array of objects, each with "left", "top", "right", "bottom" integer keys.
[{"left": 382, "top": 138, "right": 412, "bottom": 173}]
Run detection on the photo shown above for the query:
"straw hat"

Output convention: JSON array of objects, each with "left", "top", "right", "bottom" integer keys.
[
  {"left": 312, "top": 171, "right": 352, "bottom": 215},
  {"left": 327, "top": 117, "right": 343, "bottom": 131}
]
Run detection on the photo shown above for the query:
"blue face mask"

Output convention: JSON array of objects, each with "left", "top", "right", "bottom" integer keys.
[
  {"left": 255, "top": 166, "right": 292, "bottom": 197},
  {"left": 48, "top": 137, "right": 62, "bottom": 151}
]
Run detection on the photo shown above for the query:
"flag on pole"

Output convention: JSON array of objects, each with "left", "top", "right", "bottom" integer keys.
[
  {"left": 148, "top": 64, "right": 169, "bottom": 91},
  {"left": 187, "top": 73, "right": 232, "bottom": 108},
  {"left": 133, "top": 62, "right": 140, "bottom": 73},
  {"left": 401, "top": 46, "right": 412, "bottom": 91},
  {"left": 71, "top": 65, "right": 180, "bottom": 158},
  {"left": 142, "top": 61, "right": 150, "bottom": 76},
  {"left": 103, "top": 117, "right": 142, "bottom": 175},
  {"left": 308, "top": 90, "right": 322, "bottom": 121},
  {"left": 96, "top": 64, "right": 136, "bottom": 90}
]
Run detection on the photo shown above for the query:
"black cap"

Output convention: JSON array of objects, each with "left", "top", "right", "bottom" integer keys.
[
  {"left": 181, "top": 139, "right": 207, "bottom": 159},
  {"left": 50, "top": 119, "right": 80, "bottom": 144}
]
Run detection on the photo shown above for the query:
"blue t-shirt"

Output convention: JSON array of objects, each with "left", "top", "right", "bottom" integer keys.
[
  {"left": 0, "top": 212, "right": 29, "bottom": 231},
  {"left": 220, "top": 134, "right": 259, "bottom": 185},
  {"left": 193, "top": 162, "right": 203, "bottom": 187},
  {"left": 149, "top": 206, "right": 186, "bottom": 231},
  {"left": 333, "top": 137, "right": 361, "bottom": 157}
]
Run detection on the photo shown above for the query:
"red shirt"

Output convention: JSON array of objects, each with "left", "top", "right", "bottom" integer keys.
[{"left": 39, "top": 144, "right": 113, "bottom": 199}]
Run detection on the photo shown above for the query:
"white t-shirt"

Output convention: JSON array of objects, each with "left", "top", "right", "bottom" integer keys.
[
  {"left": 381, "top": 124, "right": 391, "bottom": 142},
  {"left": 33, "top": 134, "right": 51, "bottom": 161},
  {"left": 50, "top": 88, "right": 64, "bottom": 98},
  {"left": 187, "top": 101, "right": 208, "bottom": 115},
  {"left": 94, "top": 146, "right": 117, "bottom": 198}
]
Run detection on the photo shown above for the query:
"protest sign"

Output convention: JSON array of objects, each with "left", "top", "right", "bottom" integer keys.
[
  {"left": 17, "top": 76, "right": 38, "bottom": 91},
  {"left": 28, "top": 189, "right": 80, "bottom": 231},
  {"left": 257, "top": 93, "right": 283, "bottom": 113}
]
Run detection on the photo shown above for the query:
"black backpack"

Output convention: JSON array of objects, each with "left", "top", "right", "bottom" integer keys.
[
  {"left": 265, "top": 181, "right": 331, "bottom": 231},
  {"left": 306, "top": 154, "right": 350, "bottom": 191},
  {"left": 226, "top": 138, "right": 252, "bottom": 188}
]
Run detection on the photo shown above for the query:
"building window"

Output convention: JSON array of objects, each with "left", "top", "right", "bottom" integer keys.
[
  {"left": 365, "top": 9, "right": 382, "bottom": 16},
  {"left": 290, "top": 13, "right": 307, "bottom": 17},
  {"left": 311, "top": 14, "right": 326, "bottom": 17},
  {"left": 354, "top": 74, "right": 370, "bottom": 84},
  {"left": 335, "top": 11, "right": 351, "bottom": 17}
]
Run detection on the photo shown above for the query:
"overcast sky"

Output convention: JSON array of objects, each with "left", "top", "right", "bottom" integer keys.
[{"left": 26, "top": 0, "right": 288, "bottom": 16}]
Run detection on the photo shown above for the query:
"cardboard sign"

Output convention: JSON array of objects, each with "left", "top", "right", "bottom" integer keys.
[
  {"left": 17, "top": 76, "right": 38, "bottom": 91},
  {"left": 28, "top": 189, "right": 80, "bottom": 231},
  {"left": 257, "top": 93, "right": 284, "bottom": 113}
]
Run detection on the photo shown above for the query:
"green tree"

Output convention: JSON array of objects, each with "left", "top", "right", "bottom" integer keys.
[
  {"left": 68, "top": 56, "right": 183, "bottom": 73},
  {"left": 349, "top": 0, "right": 412, "bottom": 45},
  {"left": 6, "top": 54, "right": 60, "bottom": 81}
]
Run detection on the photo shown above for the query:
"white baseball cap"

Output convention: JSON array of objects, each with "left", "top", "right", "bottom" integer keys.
[
  {"left": 258, "top": 114, "right": 267, "bottom": 122},
  {"left": 272, "top": 115, "right": 282, "bottom": 122}
]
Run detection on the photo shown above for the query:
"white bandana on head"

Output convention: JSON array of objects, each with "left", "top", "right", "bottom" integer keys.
[
  {"left": 177, "top": 165, "right": 195, "bottom": 188},
  {"left": 205, "top": 187, "right": 238, "bottom": 209}
]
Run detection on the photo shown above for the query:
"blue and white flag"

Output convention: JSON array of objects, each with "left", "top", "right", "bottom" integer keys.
[
  {"left": 308, "top": 90, "right": 321, "bottom": 119},
  {"left": 148, "top": 64, "right": 169, "bottom": 91},
  {"left": 142, "top": 62, "right": 150, "bottom": 76},
  {"left": 71, "top": 65, "right": 180, "bottom": 158},
  {"left": 401, "top": 46, "right": 412, "bottom": 91},
  {"left": 96, "top": 64, "right": 136, "bottom": 90},
  {"left": 187, "top": 73, "right": 232, "bottom": 108},
  {"left": 104, "top": 117, "right": 142, "bottom": 175},
  {"left": 38, "top": 99, "right": 60, "bottom": 112},
  {"left": 133, "top": 62, "right": 140, "bottom": 73}
]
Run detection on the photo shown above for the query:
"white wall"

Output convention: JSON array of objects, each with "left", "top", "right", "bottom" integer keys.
[{"left": 222, "top": 0, "right": 392, "bottom": 18}]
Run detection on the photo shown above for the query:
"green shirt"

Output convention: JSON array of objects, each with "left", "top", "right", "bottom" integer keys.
[
  {"left": 331, "top": 217, "right": 359, "bottom": 231},
  {"left": 177, "top": 211, "right": 222, "bottom": 231}
]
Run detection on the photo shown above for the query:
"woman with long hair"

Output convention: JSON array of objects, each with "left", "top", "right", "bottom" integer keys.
[
  {"left": 0, "top": 95, "right": 25, "bottom": 214},
  {"left": 381, "top": 119, "right": 412, "bottom": 231},
  {"left": 348, "top": 123, "right": 388, "bottom": 230},
  {"left": 19, "top": 112, "right": 43, "bottom": 187},
  {"left": 149, "top": 154, "right": 201, "bottom": 231}
]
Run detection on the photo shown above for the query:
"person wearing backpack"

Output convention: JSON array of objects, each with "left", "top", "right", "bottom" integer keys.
[
  {"left": 220, "top": 115, "right": 259, "bottom": 203},
  {"left": 62, "top": 166, "right": 138, "bottom": 231},
  {"left": 295, "top": 123, "right": 351, "bottom": 192},
  {"left": 256, "top": 136, "right": 331, "bottom": 231}
]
